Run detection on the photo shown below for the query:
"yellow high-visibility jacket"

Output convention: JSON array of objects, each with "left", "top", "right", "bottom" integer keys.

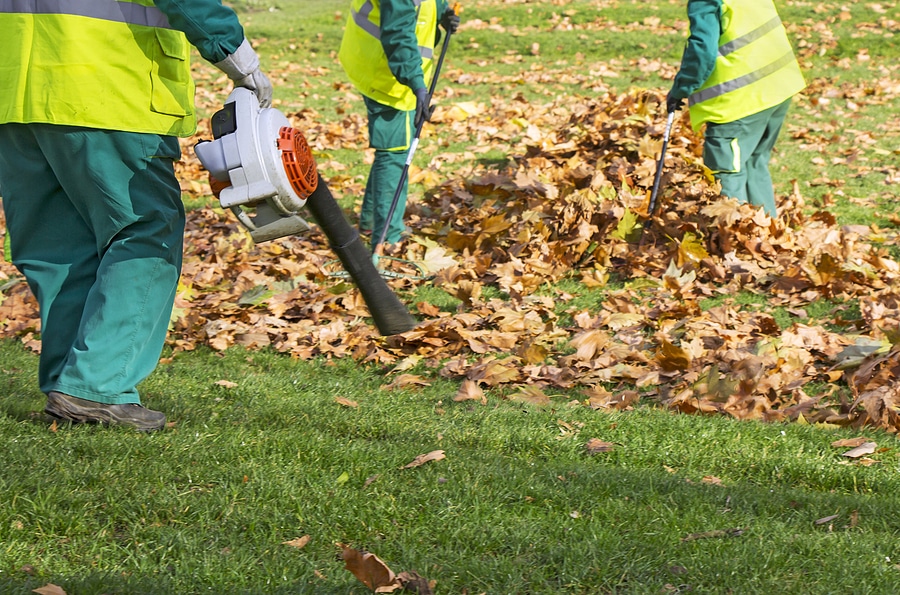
[
  {"left": 0, "top": 0, "right": 196, "bottom": 136},
  {"left": 339, "top": 0, "right": 439, "bottom": 112},
  {"left": 686, "top": 0, "right": 805, "bottom": 130}
]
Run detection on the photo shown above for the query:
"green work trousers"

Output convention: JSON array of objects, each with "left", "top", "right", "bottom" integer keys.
[
  {"left": 360, "top": 96, "right": 414, "bottom": 245},
  {"left": 0, "top": 124, "right": 184, "bottom": 405},
  {"left": 702, "top": 98, "right": 792, "bottom": 217}
]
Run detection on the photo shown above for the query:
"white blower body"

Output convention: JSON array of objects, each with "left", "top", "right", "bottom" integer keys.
[{"left": 194, "top": 87, "right": 316, "bottom": 243}]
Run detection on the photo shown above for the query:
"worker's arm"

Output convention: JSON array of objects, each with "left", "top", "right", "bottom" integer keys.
[
  {"left": 380, "top": 0, "right": 427, "bottom": 92},
  {"left": 152, "top": 0, "right": 245, "bottom": 62},
  {"left": 153, "top": 0, "right": 272, "bottom": 106},
  {"left": 669, "top": 0, "right": 722, "bottom": 100}
]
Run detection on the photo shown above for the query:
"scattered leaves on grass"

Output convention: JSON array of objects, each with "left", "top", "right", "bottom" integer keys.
[
  {"left": 3, "top": 52, "right": 900, "bottom": 433},
  {"left": 401, "top": 450, "right": 446, "bottom": 469}
]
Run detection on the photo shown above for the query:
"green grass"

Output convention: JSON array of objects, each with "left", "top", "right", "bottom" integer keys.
[
  {"left": 4, "top": 0, "right": 900, "bottom": 592},
  {"left": 4, "top": 340, "right": 900, "bottom": 594}
]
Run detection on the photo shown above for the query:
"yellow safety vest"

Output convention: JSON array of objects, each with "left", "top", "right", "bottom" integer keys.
[
  {"left": 688, "top": 0, "right": 805, "bottom": 130},
  {"left": 339, "top": 0, "right": 438, "bottom": 112},
  {"left": 0, "top": 0, "right": 195, "bottom": 136}
]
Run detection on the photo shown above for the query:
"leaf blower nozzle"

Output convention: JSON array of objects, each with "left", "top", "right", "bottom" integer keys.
[{"left": 194, "top": 87, "right": 417, "bottom": 336}]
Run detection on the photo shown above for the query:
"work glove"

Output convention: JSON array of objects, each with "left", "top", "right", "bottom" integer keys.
[
  {"left": 413, "top": 87, "right": 431, "bottom": 129},
  {"left": 440, "top": 8, "right": 460, "bottom": 34},
  {"left": 665, "top": 92, "right": 685, "bottom": 114},
  {"left": 214, "top": 38, "right": 273, "bottom": 108}
]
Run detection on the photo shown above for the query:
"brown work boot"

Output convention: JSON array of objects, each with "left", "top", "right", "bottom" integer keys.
[{"left": 45, "top": 391, "right": 166, "bottom": 432}]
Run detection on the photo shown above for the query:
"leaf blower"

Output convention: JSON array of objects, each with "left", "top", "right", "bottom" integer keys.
[{"left": 194, "top": 87, "right": 417, "bottom": 336}]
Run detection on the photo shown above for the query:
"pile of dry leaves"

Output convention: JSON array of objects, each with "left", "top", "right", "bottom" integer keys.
[{"left": 2, "top": 87, "right": 899, "bottom": 431}]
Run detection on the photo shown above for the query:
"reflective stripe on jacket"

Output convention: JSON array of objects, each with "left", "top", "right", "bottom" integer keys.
[
  {"left": 688, "top": 0, "right": 805, "bottom": 130},
  {"left": 339, "top": 0, "right": 438, "bottom": 112},
  {"left": 0, "top": 0, "right": 196, "bottom": 136}
]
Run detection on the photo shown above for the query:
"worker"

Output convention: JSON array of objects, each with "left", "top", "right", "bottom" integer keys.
[
  {"left": 339, "top": 0, "right": 460, "bottom": 249},
  {"left": 0, "top": 0, "right": 272, "bottom": 431},
  {"left": 666, "top": 0, "right": 806, "bottom": 217}
]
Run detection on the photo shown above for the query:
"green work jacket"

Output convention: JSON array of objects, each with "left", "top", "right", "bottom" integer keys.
[
  {"left": 670, "top": 0, "right": 805, "bottom": 131},
  {"left": 339, "top": 0, "right": 449, "bottom": 111},
  {"left": 0, "top": 0, "right": 245, "bottom": 137}
]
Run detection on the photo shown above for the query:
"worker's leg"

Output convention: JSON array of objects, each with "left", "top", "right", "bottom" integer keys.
[
  {"left": 360, "top": 97, "right": 413, "bottom": 245},
  {"left": 703, "top": 102, "right": 790, "bottom": 217},
  {"left": 0, "top": 124, "right": 184, "bottom": 405},
  {"left": 744, "top": 99, "right": 791, "bottom": 214}
]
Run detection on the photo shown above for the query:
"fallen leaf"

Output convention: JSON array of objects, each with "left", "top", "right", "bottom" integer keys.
[
  {"left": 453, "top": 379, "right": 486, "bottom": 404},
  {"left": 282, "top": 535, "right": 310, "bottom": 549},
  {"left": 339, "top": 544, "right": 402, "bottom": 593},
  {"left": 215, "top": 380, "right": 238, "bottom": 388},
  {"left": 841, "top": 442, "right": 877, "bottom": 458},
  {"left": 585, "top": 438, "right": 616, "bottom": 453},
  {"left": 401, "top": 450, "right": 446, "bottom": 469},
  {"left": 815, "top": 514, "right": 839, "bottom": 525},
  {"left": 335, "top": 396, "right": 359, "bottom": 408},
  {"left": 32, "top": 586, "right": 66, "bottom": 595}
]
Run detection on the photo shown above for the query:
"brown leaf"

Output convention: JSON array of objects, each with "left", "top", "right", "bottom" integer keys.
[
  {"left": 831, "top": 437, "right": 871, "bottom": 448},
  {"left": 585, "top": 438, "right": 616, "bottom": 454},
  {"left": 401, "top": 450, "right": 446, "bottom": 469},
  {"left": 282, "top": 535, "right": 310, "bottom": 549},
  {"left": 656, "top": 340, "right": 691, "bottom": 372},
  {"left": 397, "top": 571, "right": 434, "bottom": 594},
  {"left": 335, "top": 396, "right": 359, "bottom": 408},
  {"left": 453, "top": 379, "right": 486, "bottom": 404},
  {"left": 841, "top": 442, "right": 877, "bottom": 458},
  {"left": 339, "top": 544, "right": 401, "bottom": 593}
]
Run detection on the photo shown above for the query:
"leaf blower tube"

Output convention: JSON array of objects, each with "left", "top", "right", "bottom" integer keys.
[
  {"left": 304, "top": 172, "right": 418, "bottom": 336},
  {"left": 194, "top": 87, "right": 417, "bottom": 336}
]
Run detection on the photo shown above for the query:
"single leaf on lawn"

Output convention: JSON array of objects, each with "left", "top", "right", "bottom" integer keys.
[
  {"left": 831, "top": 437, "right": 870, "bottom": 448},
  {"left": 32, "top": 586, "right": 66, "bottom": 595},
  {"left": 453, "top": 379, "right": 486, "bottom": 403},
  {"left": 402, "top": 450, "right": 446, "bottom": 469},
  {"left": 382, "top": 374, "right": 431, "bottom": 391},
  {"left": 397, "top": 571, "right": 435, "bottom": 595},
  {"left": 335, "top": 396, "right": 359, "bottom": 408},
  {"left": 339, "top": 544, "right": 402, "bottom": 593},
  {"left": 841, "top": 442, "right": 877, "bottom": 458},
  {"left": 585, "top": 438, "right": 616, "bottom": 453},
  {"left": 215, "top": 380, "right": 238, "bottom": 388},
  {"left": 508, "top": 385, "right": 551, "bottom": 406},
  {"left": 814, "top": 514, "right": 839, "bottom": 525},
  {"left": 282, "top": 535, "right": 310, "bottom": 549}
]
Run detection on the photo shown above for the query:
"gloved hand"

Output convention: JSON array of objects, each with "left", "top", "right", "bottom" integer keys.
[
  {"left": 413, "top": 87, "right": 431, "bottom": 128},
  {"left": 213, "top": 39, "right": 273, "bottom": 108},
  {"left": 440, "top": 8, "right": 460, "bottom": 34},
  {"left": 666, "top": 92, "right": 685, "bottom": 114}
]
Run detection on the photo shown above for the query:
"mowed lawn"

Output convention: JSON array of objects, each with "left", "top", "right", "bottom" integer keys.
[{"left": 2, "top": 0, "right": 900, "bottom": 593}]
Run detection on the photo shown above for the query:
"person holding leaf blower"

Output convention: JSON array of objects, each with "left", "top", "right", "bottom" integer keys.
[
  {"left": 339, "top": 0, "right": 460, "bottom": 251},
  {"left": 666, "top": 0, "right": 805, "bottom": 217},
  {"left": 0, "top": 0, "right": 272, "bottom": 431}
]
